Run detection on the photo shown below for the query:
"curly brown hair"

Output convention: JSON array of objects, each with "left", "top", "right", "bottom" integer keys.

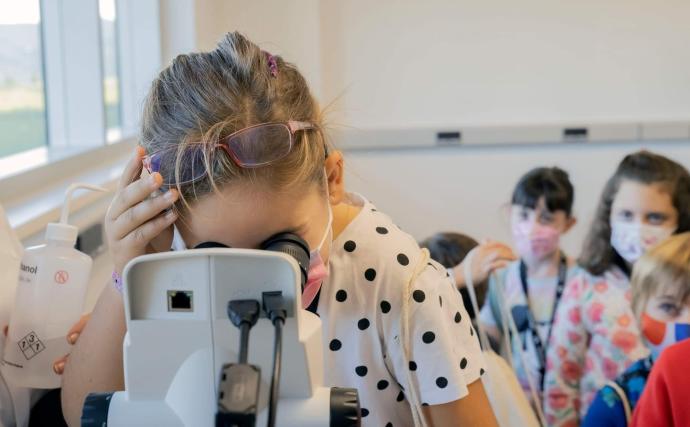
[{"left": 579, "top": 151, "right": 690, "bottom": 276}]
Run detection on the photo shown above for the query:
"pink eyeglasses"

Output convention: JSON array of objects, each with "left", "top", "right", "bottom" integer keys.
[{"left": 143, "top": 120, "right": 317, "bottom": 186}]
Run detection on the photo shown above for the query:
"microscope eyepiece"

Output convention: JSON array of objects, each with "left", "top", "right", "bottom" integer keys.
[{"left": 260, "top": 233, "right": 310, "bottom": 290}]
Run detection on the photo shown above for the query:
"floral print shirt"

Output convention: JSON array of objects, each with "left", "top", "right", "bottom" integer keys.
[{"left": 543, "top": 266, "right": 649, "bottom": 426}]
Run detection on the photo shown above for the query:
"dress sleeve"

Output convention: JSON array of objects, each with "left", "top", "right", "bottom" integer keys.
[{"left": 384, "top": 262, "right": 485, "bottom": 406}]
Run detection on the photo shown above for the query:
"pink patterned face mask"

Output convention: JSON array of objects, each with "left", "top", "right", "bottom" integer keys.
[
  {"left": 301, "top": 205, "right": 333, "bottom": 309},
  {"left": 512, "top": 220, "right": 561, "bottom": 261}
]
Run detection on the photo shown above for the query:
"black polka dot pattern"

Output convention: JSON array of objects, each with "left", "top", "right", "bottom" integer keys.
[
  {"left": 318, "top": 199, "right": 485, "bottom": 426},
  {"left": 329, "top": 339, "right": 342, "bottom": 351},
  {"left": 343, "top": 240, "right": 356, "bottom": 252},
  {"left": 480, "top": 368, "right": 486, "bottom": 376},
  {"left": 460, "top": 358, "right": 468, "bottom": 369},
  {"left": 380, "top": 300, "right": 391, "bottom": 313}
]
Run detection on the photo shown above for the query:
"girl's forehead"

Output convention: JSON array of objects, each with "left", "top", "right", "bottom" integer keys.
[
  {"left": 183, "top": 184, "right": 327, "bottom": 247},
  {"left": 614, "top": 180, "right": 674, "bottom": 209}
]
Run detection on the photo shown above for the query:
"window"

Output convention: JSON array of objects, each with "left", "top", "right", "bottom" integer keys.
[
  {"left": 100, "top": 0, "right": 122, "bottom": 140},
  {"left": 0, "top": 0, "right": 47, "bottom": 158},
  {"left": 0, "top": 0, "right": 162, "bottom": 183}
]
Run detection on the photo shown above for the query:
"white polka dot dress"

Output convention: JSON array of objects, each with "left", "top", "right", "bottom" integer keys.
[{"left": 319, "top": 193, "right": 485, "bottom": 426}]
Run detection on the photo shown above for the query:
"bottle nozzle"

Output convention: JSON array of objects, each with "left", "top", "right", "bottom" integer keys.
[{"left": 59, "top": 183, "right": 110, "bottom": 225}]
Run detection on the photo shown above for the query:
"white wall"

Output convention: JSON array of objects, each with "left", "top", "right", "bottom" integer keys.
[
  {"left": 320, "top": 0, "right": 690, "bottom": 128},
  {"left": 180, "top": 0, "right": 690, "bottom": 254},
  {"left": 344, "top": 142, "right": 690, "bottom": 255},
  {"left": 193, "top": 0, "right": 322, "bottom": 99},
  {"left": 159, "top": 0, "right": 196, "bottom": 66}
]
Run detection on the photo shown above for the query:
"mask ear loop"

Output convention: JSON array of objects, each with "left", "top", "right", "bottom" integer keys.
[
  {"left": 312, "top": 169, "right": 333, "bottom": 256},
  {"left": 312, "top": 204, "right": 333, "bottom": 255}
]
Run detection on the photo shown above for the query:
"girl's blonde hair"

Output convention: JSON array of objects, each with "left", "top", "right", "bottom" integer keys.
[
  {"left": 140, "top": 32, "right": 327, "bottom": 210},
  {"left": 631, "top": 232, "right": 690, "bottom": 320}
]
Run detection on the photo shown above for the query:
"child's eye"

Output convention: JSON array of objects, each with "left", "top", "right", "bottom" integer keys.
[
  {"left": 617, "top": 210, "right": 634, "bottom": 221},
  {"left": 539, "top": 213, "right": 555, "bottom": 224},
  {"left": 646, "top": 213, "right": 669, "bottom": 225},
  {"left": 659, "top": 303, "right": 681, "bottom": 316}
]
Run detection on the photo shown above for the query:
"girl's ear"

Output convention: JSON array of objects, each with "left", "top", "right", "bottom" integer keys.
[
  {"left": 564, "top": 216, "right": 578, "bottom": 233},
  {"left": 325, "top": 150, "right": 345, "bottom": 205}
]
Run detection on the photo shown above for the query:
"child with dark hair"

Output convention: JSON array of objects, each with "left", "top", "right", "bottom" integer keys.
[
  {"left": 544, "top": 151, "right": 690, "bottom": 427},
  {"left": 478, "top": 166, "right": 579, "bottom": 404}
]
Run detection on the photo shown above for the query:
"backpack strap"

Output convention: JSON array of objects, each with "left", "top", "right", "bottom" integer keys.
[
  {"left": 488, "top": 268, "right": 508, "bottom": 334},
  {"left": 400, "top": 248, "right": 431, "bottom": 427},
  {"left": 605, "top": 381, "right": 632, "bottom": 424}
]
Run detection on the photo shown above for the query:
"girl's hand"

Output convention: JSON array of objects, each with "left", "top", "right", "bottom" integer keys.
[
  {"left": 453, "top": 240, "right": 516, "bottom": 288},
  {"left": 105, "top": 147, "right": 179, "bottom": 275},
  {"left": 52, "top": 313, "right": 91, "bottom": 375}
]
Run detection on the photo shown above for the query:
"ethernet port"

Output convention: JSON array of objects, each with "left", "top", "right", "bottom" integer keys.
[{"left": 167, "top": 290, "right": 193, "bottom": 312}]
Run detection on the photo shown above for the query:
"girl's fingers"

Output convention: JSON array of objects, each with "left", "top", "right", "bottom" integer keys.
[
  {"left": 66, "top": 313, "right": 91, "bottom": 344},
  {"left": 108, "top": 173, "right": 163, "bottom": 221},
  {"left": 118, "top": 146, "right": 146, "bottom": 190},
  {"left": 124, "top": 210, "right": 178, "bottom": 248},
  {"left": 53, "top": 356, "right": 68, "bottom": 375},
  {"left": 148, "top": 225, "right": 175, "bottom": 253},
  {"left": 111, "top": 189, "right": 178, "bottom": 240},
  {"left": 488, "top": 260, "right": 510, "bottom": 273}
]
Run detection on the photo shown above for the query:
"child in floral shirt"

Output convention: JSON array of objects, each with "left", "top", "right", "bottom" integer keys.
[
  {"left": 583, "top": 232, "right": 690, "bottom": 427},
  {"left": 544, "top": 151, "right": 690, "bottom": 426}
]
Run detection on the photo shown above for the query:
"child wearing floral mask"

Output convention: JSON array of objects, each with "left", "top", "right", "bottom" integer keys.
[
  {"left": 583, "top": 232, "right": 690, "bottom": 427},
  {"left": 478, "top": 167, "right": 578, "bottom": 402},
  {"left": 544, "top": 151, "right": 690, "bottom": 427}
]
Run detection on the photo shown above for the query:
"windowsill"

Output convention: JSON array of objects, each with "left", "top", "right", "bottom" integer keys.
[
  {"left": 0, "top": 146, "right": 94, "bottom": 181},
  {"left": 0, "top": 139, "right": 136, "bottom": 241}
]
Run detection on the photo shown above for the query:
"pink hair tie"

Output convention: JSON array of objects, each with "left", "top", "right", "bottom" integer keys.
[{"left": 265, "top": 52, "right": 278, "bottom": 77}]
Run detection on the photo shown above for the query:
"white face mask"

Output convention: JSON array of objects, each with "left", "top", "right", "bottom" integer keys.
[
  {"left": 301, "top": 177, "right": 333, "bottom": 309},
  {"left": 610, "top": 221, "right": 675, "bottom": 263}
]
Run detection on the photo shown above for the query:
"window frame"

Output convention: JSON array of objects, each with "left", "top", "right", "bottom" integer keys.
[{"left": 0, "top": 0, "right": 161, "bottom": 197}]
